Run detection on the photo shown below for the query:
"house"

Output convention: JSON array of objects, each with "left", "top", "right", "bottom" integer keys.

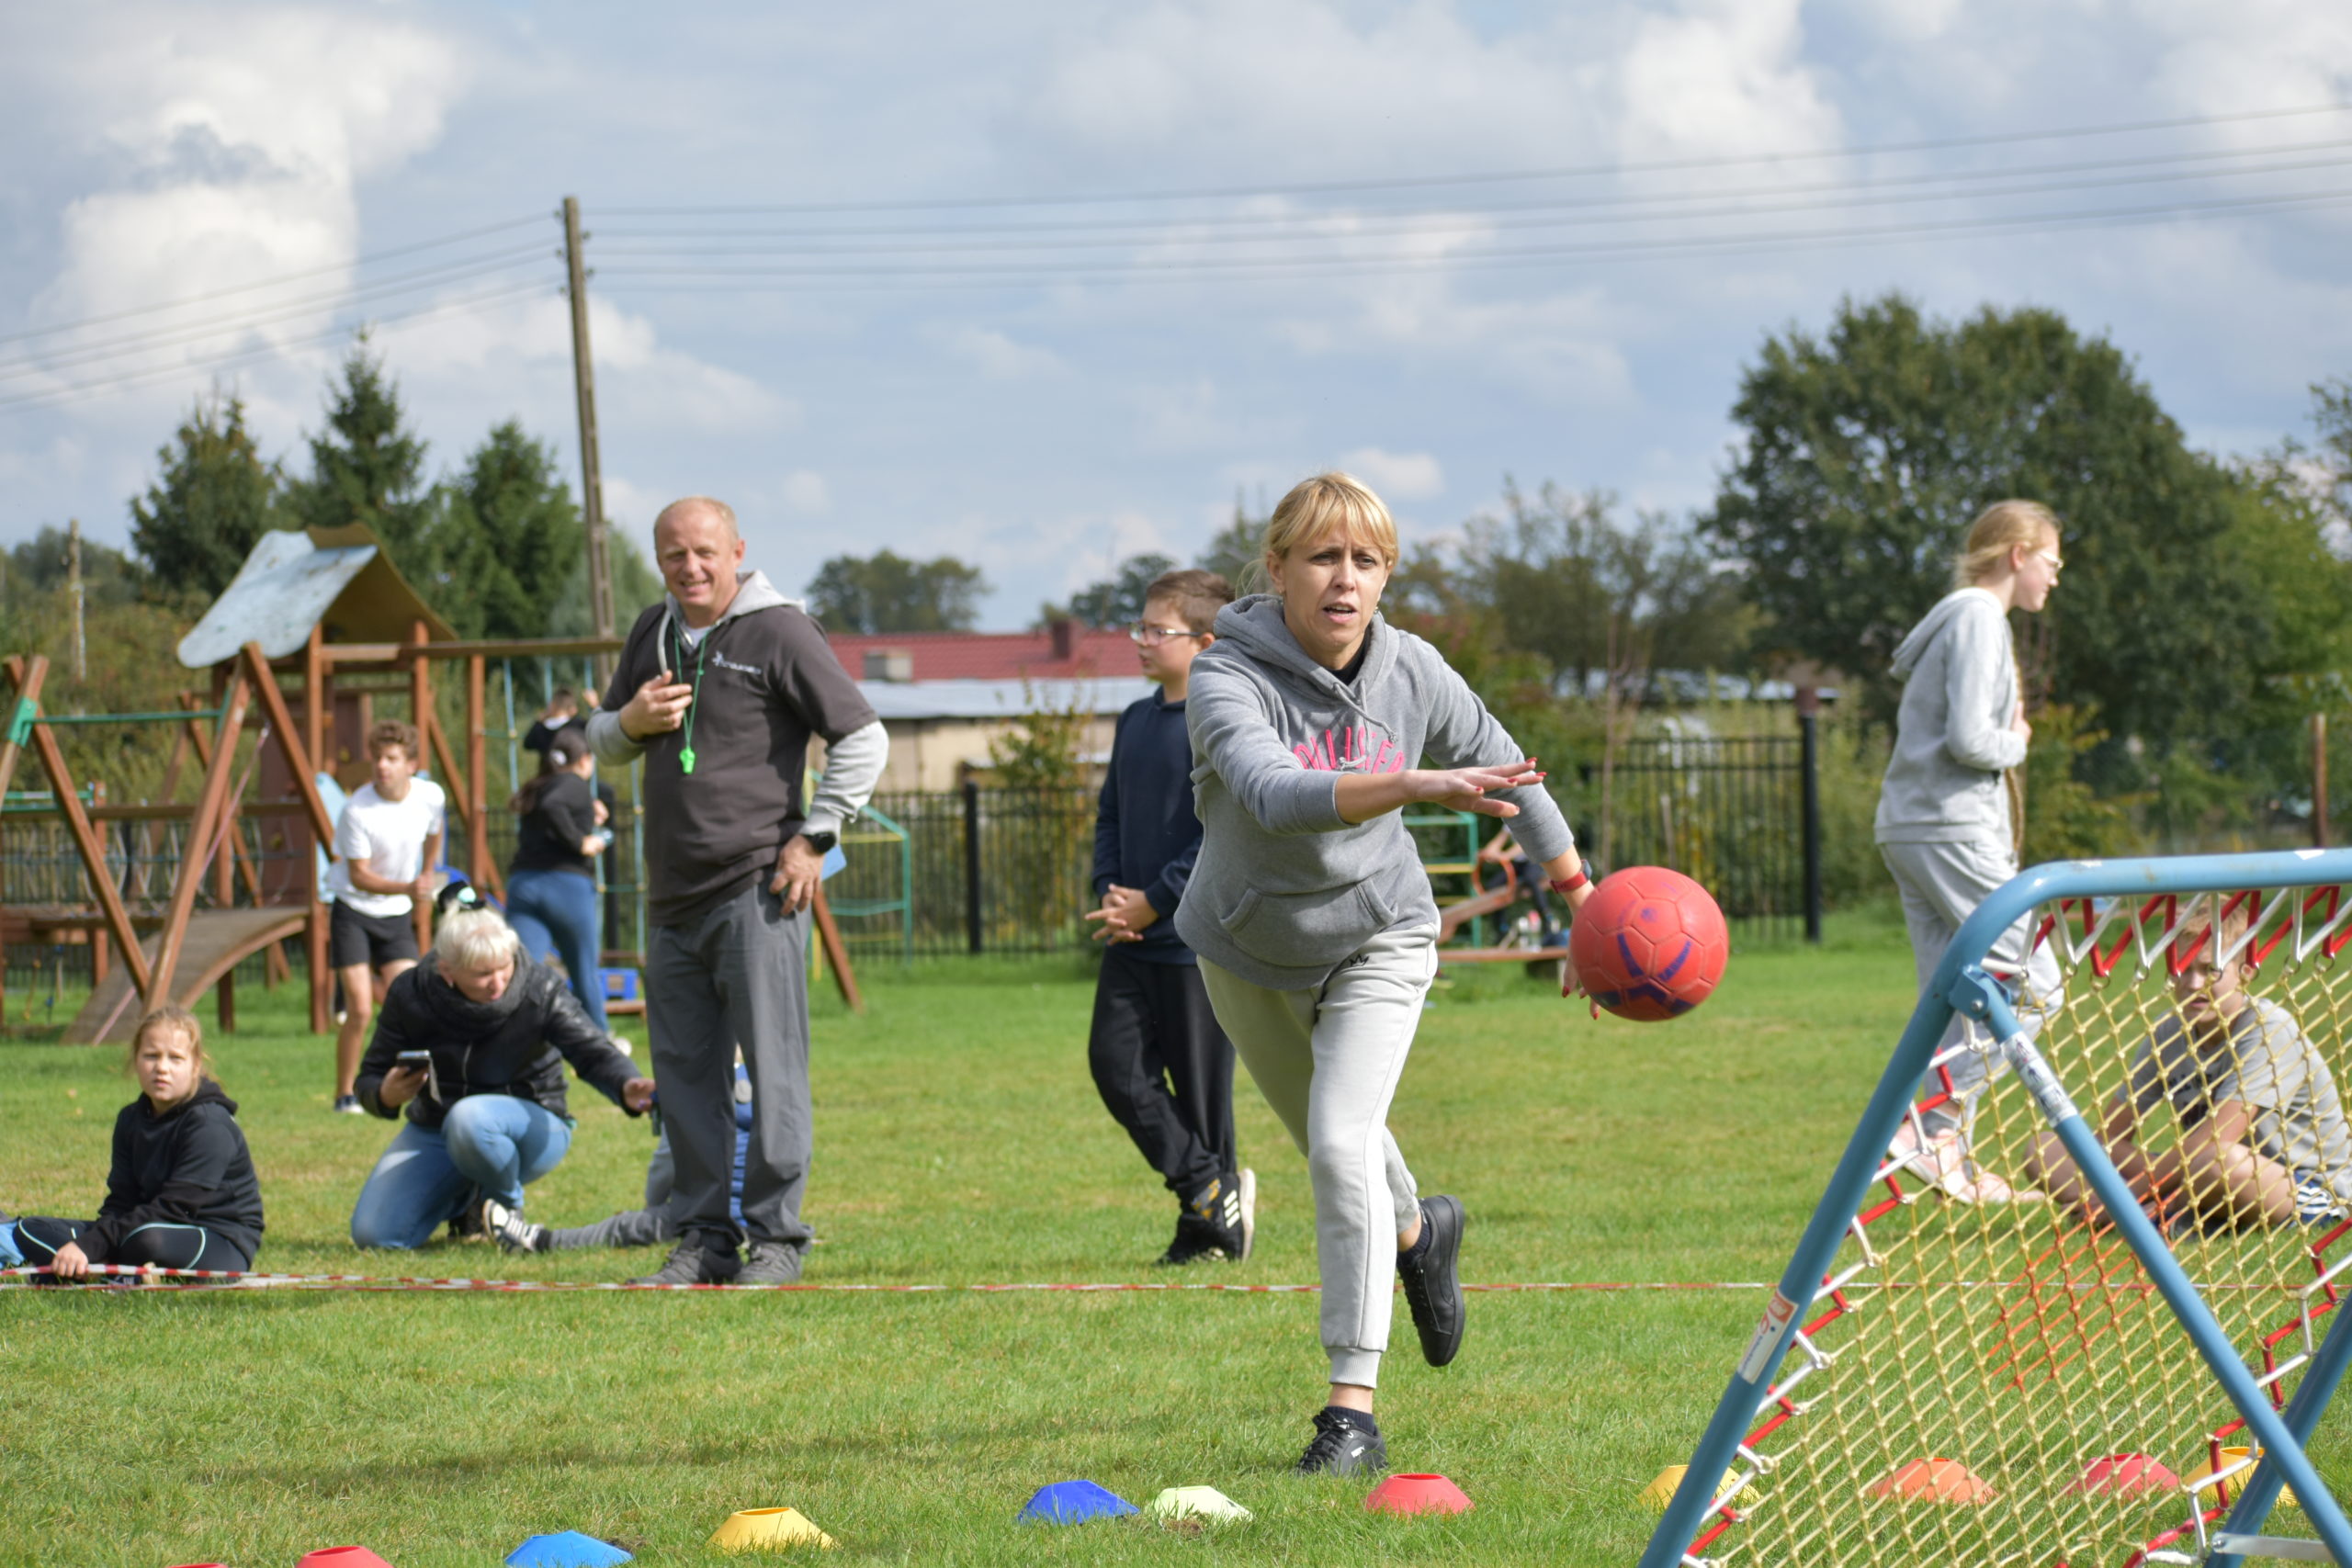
[{"left": 823, "top": 622, "right": 1156, "bottom": 792}]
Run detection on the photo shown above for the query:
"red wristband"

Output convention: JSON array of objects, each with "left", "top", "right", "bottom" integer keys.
[{"left": 1550, "top": 869, "right": 1589, "bottom": 896}]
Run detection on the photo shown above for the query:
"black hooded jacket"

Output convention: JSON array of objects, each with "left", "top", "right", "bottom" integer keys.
[
  {"left": 354, "top": 953, "right": 641, "bottom": 1131},
  {"left": 85, "top": 1078, "right": 265, "bottom": 1265}
]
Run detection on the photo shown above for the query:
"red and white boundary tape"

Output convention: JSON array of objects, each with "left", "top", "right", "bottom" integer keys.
[{"left": 0, "top": 1265, "right": 2299, "bottom": 1294}]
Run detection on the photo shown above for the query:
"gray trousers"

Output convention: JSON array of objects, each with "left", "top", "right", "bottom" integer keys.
[
  {"left": 549, "top": 1138, "right": 680, "bottom": 1251},
  {"left": 1200, "top": 927, "right": 1437, "bottom": 1388},
  {"left": 1881, "top": 838, "right": 2061, "bottom": 1132},
  {"left": 646, "top": 882, "right": 812, "bottom": 1251}
]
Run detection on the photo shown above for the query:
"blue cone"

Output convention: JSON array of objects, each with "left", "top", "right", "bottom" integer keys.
[
  {"left": 1018, "top": 1479, "right": 1139, "bottom": 1525},
  {"left": 505, "top": 1531, "right": 633, "bottom": 1567}
]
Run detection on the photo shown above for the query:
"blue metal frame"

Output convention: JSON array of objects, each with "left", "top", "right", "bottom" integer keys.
[{"left": 1639, "top": 849, "right": 2352, "bottom": 1568}]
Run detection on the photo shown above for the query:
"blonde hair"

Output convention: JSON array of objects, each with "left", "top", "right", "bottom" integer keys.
[
  {"left": 127, "top": 1005, "right": 212, "bottom": 1103},
  {"left": 1954, "top": 500, "right": 2060, "bottom": 587},
  {"left": 433, "top": 907, "right": 523, "bottom": 973},
  {"left": 1260, "top": 472, "right": 1401, "bottom": 589},
  {"left": 2175, "top": 901, "right": 2254, "bottom": 975}
]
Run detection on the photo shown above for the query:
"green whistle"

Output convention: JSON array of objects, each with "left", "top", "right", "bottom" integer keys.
[{"left": 680, "top": 747, "right": 696, "bottom": 774}]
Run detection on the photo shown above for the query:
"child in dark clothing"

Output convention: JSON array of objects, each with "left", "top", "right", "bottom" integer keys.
[
  {"left": 2, "top": 1006, "right": 264, "bottom": 1278},
  {"left": 1084, "top": 568, "right": 1254, "bottom": 1266}
]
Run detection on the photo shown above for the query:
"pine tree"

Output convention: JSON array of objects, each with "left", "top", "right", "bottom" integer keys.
[
  {"left": 431, "top": 422, "right": 584, "bottom": 638},
  {"left": 284, "top": 337, "right": 435, "bottom": 567},
  {"left": 128, "top": 390, "right": 287, "bottom": 601}
]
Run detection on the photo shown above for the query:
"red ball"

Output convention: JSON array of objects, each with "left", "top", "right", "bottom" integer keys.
[{"left": 1567, "top": 867, "right": 1729, "bottom": 1021}]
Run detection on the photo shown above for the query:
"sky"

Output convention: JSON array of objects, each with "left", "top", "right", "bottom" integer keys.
[{"left": 3, "top": 1, "right": 2350, "bottom": 629}]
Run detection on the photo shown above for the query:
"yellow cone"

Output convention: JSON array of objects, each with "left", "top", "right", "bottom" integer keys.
[
  {"left": 2186, "top": 1448, "right": 2300, "bottom": 1511},
  {"left": 707, "top": 1506, "right": 839, "bottom": 1552},
  {"left": 1640, "top": 1465, "right": 1762, "bottom": 1515}
]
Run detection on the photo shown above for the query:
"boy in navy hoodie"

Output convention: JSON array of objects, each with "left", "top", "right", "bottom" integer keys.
[{"left": 1085, "top": 568, "right": 1253, "bottom": 1265}]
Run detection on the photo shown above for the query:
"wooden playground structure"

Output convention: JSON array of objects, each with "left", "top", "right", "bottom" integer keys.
[{"left": 0, "top": 525, "right": 861, "bottom": 1043}]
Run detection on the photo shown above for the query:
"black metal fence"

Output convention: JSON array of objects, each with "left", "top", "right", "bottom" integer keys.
[
  {"left": 1582, "top": 733, "right": 1811, "bottom": 941},
  {"left": 829, "top": 784, "right": 1099, "bottom": 958}
]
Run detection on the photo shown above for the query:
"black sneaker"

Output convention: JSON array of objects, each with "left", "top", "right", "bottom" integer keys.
[
  {"left": 332, "top": 1094, "right": 364, "bottom": 1115},
  {"left": 1398, "top": 1194, "right": 1465, "bottom": 1368},
  {"left": 1295, "top": 1408, "right": 1387, "bottom": 1476},
  {"left": 735, "top": 1240, "right": 803, "bottom": 1285},
  {"left": 628, "top": 1232, "right": 737, "bottom": 1286},
  {"left": 1154, "top": 1214, "right": 1226, "bottom": 1267},
  {"left": 481, "top": 1198, "right": 549, "bottom": 1255},
  {"left": 1182, "top": 1169, "right": 1257, "bottom": 1262}
]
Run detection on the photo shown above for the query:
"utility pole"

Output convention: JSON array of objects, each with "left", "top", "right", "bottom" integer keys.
[
  {"left": 562, "top": 197, "right": 616, "bottom": 687},
  {"left": 66, "top": 517, "right": 85, "bottom": 682}
]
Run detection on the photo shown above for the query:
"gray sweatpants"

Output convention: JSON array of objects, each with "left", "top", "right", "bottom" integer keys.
[
  {"left": 1200, "top": 926, "right": 1438, "bottom": 1389},
  {"left": 1881, "top": 838, "right": 2061, "bottom": 1132},
  {"left": 646, "top": 882, "right": 812, "bottom": 1252},
  {"left": 548, "top": 1138, "right": 680, "bottom": 1251}
]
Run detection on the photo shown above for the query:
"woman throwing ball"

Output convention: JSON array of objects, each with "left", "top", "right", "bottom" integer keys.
[{"left": 1178, "top": 472, "right": 1592, "bottom": 1476}]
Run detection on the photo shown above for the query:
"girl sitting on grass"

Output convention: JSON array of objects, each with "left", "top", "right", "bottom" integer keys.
[{"left": 1, "top": 1005, "right": 265, "bottom": 1279}]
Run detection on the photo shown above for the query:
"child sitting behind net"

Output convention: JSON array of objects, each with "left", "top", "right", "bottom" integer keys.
[
  {"left": 0, "top": 1006, "right": 266, "bottom": 1279},
  {"left": 2028, "top": 907, "right": 2352, "bottom": 1232}
]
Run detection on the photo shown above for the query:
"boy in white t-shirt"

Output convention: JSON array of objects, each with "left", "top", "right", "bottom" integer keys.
[{"left": 326, "top": 721, "right": 446, "bottom": 1113}]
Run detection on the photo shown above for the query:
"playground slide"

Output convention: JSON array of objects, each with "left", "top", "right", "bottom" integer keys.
[{"left": 64, "top": 908, "right": 309, "bottom": 1044}]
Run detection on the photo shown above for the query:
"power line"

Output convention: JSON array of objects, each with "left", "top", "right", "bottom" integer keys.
[
  {"left": 597, "top": 99, "right": 2352, "bottom": 217},
  {"left": 0, "top": 212, "right": 549, "bottom": 350},
  {"left": 0, "top": 247, "right": 554, "bottom": 385},
  {"left": 595, "top": 135, "right": 2352, "bottom": 243},
  {"left": 591, "top": 183, "right": 2352, "bottom": 291},
  {"left": 0, "top": 279, "right": 557, "bottom": 418},
  {"left": 587, "top": 152, "right": 2352, "bottom": 264}
]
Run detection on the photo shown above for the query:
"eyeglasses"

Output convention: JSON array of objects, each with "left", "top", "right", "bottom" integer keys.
[
  {"left": 2033, "top": 548, "right": 2065, "bottom": 577},
  {"left": 1129, "top": 623, "right": 1207, "bottom": 646}
]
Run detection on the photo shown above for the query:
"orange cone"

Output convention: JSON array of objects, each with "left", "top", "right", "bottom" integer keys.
[{"left": 1867, "top": 1458, "right": 1996, "bottom": 1504}]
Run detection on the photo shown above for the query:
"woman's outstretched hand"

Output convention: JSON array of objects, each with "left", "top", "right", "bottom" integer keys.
[{"left": 1408, "top": 758, "right": 1544, "bottom": 818}]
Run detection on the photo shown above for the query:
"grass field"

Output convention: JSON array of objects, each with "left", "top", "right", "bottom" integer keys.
[{"left": 4, "top": 917, "right": 1933, "bottom": 1565}]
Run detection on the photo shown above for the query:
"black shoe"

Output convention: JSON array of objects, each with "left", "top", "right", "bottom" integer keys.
[
  {"left": 1295, "top": 1408, "right": 1387, "bottom": 1476},
  {"left": 1179, "top": 1169, "right": 1257, "bottom": 1263},
  {"left": 628, "top": 1231, "right": 738, "bottom": 1286},
  {"left": 1398, "top": 1194, "right": 1465, "bottom": 1368},
  {"left": 1154, "top": 1215, "right": 1227, "bottom": 1267},
  {"left": 449, "top": 1198, "right": 489, "bottom": 1242},
  {"left": 735, "top": 1240, "right": 803, "bottom": 1285}
]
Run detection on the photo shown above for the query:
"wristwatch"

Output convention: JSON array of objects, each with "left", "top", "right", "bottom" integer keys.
[{"left": 799, "top": 830, "right": 838, "bottom": 855}]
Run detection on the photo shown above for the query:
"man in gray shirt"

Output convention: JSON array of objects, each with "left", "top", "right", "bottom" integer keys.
[{"left": 589, "top": 497, "right": 888, "bottom": 1285}]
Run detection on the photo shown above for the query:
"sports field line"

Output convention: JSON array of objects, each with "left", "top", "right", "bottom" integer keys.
[{"left": 0, "top": 1265, "right": 2299, "bottom": 1293}]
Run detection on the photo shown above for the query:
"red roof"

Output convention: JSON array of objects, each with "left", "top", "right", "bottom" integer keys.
[{"left": 829, "top": 626, "right": 1141, "bottom": 682}]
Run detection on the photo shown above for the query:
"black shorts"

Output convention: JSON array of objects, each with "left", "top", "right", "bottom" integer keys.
[{"left": 330, "top": 901, "right": 419, "bottom": 970}]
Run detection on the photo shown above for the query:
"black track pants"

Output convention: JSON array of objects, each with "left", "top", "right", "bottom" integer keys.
[{"left": 1088, "top": 945, "right": 1238, "bottom": 1201}]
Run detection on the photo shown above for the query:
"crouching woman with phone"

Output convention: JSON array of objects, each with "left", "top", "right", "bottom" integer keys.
[{"left": 349, "top": 893, "right": 654, "bottom": 1249}]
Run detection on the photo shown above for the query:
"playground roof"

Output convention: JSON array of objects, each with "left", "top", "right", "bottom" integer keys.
[
  {"left": 828, "top": 626, "right": 1139, "bottom": 682},
  {"left": 175, "top": 525, "right": 457, "bottom": 668}
]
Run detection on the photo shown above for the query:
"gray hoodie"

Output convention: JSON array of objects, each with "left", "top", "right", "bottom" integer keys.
[
  {"left": 1874, "top": 586, "right": 2026, "bottom": 847},
  {"left": 589, "top": 570, "right": 888, "bottom": 924},
  {"left": 1176, "top": 594, "right": 1576, "bottom": 990}
]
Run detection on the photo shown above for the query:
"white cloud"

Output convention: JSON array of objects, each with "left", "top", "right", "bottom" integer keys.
[
  {"left": 1338, "top": 446, "right": 1445, "bottom": 501},
  {"left": 940, "top": 325, "right": 1067, "bottom": 380},
  {"left": 782, "top": 469, "right": 831, "bottom": 513},
  {"left": 1619, "top": 0, "right": 1842, "bottom": 160}
]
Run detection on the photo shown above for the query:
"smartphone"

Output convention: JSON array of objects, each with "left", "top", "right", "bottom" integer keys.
[{"left": 394, "top": 1050, "right": 432, "bottom": 1071}]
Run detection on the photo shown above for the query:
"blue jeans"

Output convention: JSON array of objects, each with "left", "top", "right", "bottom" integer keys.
[
  {"left": 505, "top": 867, "right": 606, "bottom": 1031},
  {"left": 349, "top": 1096, "right": 573, "bottom": 1249}
]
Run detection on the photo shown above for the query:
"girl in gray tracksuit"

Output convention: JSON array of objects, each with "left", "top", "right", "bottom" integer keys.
[
  {"left": 1876, "top": 500, "right": 2065, "bottom": 1202},
  {"left": 1177, "top": 472, "right": 1591, "bottom": 1477}
]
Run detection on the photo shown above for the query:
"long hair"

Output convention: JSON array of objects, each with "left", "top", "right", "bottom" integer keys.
[{"left": 513, "top": 723, "right": 590, "bottom": 817}]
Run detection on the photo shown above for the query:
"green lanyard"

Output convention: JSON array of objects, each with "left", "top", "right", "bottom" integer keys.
[{"left": 671, "top": 617, "right": 712, "bottom": 774}]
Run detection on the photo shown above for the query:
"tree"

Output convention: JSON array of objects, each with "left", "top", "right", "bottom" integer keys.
[
  {"left": 127, "top": 390, "right": 287, "bottom": 602},
  {"left": 1705, "top": 294, "right": 2312, "bottom": 752},
  {"left": 1052, "top": 552, "right": 1175, "bottom": 627},
  {"left": 7, "top": 525, "right": 140, "bottom": 611},
  {"left": 283, "top": 337, "right": 435, "bottom": 570},
  {"left": 1196, "top": 504, "right": 1264, "bottom": 590},
  {"left": 427, "top": 423, "right": 584, "bottom": 638},
  {"left": 805, "top": 550, "right": 989, "bottom": 633}
]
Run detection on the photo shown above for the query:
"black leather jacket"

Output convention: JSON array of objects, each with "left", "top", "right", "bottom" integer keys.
[{"left": 354, "top": 953, "right": 639, "bottom": 1131}]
